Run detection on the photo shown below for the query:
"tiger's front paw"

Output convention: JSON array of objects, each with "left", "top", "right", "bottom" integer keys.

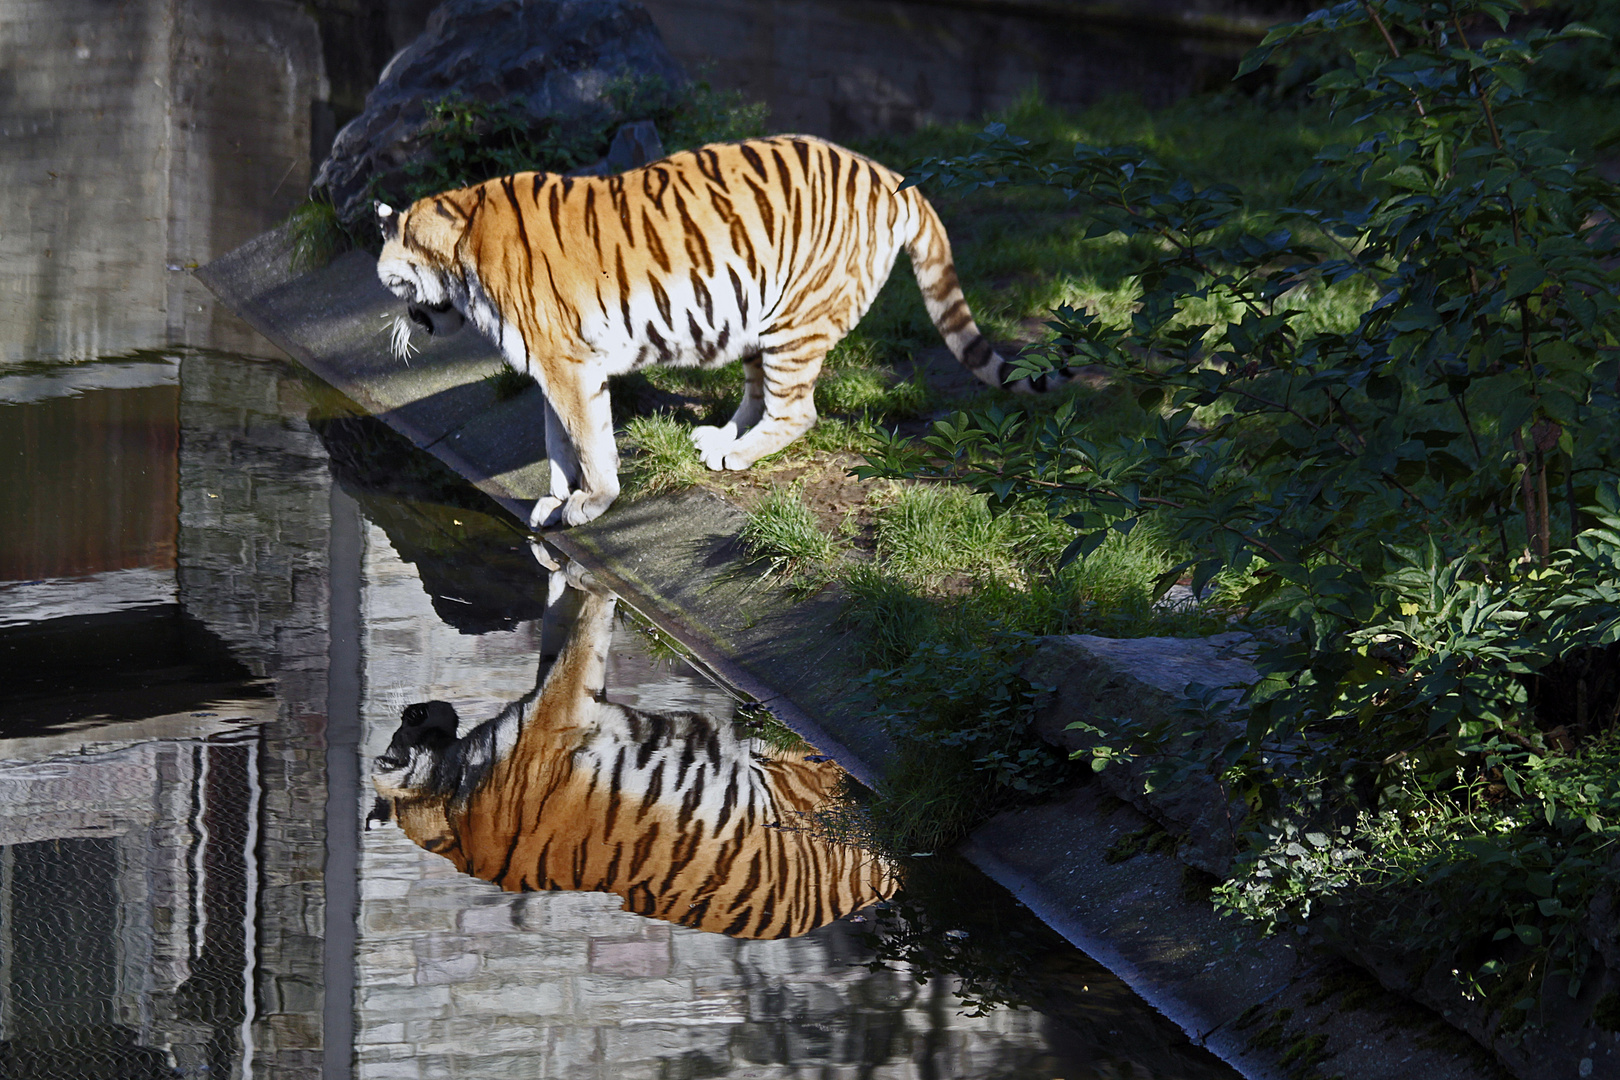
[
  {"left": 560, "top": 487, "right": 616, "bottom": 527},
  {"left": 690, "top": 425, "right": 735, "bottom": 471},
  {"left": 529, "top": 495, "right": 566, "bottom": 530}
]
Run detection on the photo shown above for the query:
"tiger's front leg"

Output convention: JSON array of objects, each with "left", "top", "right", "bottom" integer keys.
[
  {"left": 528, "top": 371, "right": 620, "bottom": 528},
  {"left": 529, "top": 397, "right": 582, "bottom": 529}
]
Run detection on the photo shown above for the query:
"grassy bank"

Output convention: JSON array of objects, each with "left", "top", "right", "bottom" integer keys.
[{"left": 603, "top": 90, "right": 1385, "bottom": 852}]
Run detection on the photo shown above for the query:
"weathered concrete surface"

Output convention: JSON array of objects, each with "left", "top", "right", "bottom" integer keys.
[
  {"left": 1027, "top": 632, "right": 1258, "bottom": 878},
  {"left": 198, "top": 237, "right": 1515, "bottom": 1080},
  {"left": 0, "top": 0, "right": 326, "bottom": 362}
]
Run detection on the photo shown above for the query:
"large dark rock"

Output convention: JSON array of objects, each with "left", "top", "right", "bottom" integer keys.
[{"left": 313, "top": 0, "right": 685, "bottom": 227}]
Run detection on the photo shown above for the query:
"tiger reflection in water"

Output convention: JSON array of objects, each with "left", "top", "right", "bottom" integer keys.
[{"left": 372, "top": 554, "right": 895, "bottom": 938}]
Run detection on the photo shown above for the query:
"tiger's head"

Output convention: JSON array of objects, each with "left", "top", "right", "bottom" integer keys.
[
  {"left": 376, "top": 198, "right": 469, "bottom": 358},
  {"left": 372, "top": 698, "right": 485, "bottom": 859}
]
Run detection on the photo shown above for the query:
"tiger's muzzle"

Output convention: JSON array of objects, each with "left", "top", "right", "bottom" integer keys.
[{"left": 407, "top": 300, "right": 466, "bottom": 339}]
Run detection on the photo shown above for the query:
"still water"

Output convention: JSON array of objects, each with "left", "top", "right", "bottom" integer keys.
[
  {"left": 1, "top": 0, "right": 1255, "bottom": 1075},
  {"left": 1, "top": 356, "right": 1241, "bottom": 1078}
]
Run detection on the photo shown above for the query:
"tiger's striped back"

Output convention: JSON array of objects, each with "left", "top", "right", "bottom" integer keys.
[{"left": 374, "top": 590, "right": 895, "bottom": 938}]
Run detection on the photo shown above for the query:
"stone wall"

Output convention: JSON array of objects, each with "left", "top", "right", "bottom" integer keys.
[
  {"left": 178, "top": 351, "right": 336, "bottom": 1080},
  {"left": 0, "top": 0, "right": 326, "bottom": 362},
  {"left": 639, "top": 0, "right": 1309, "bottom": 139}
]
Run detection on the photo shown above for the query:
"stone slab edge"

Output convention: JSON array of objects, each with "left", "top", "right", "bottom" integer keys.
[
  {"left": 1033, "top": 636, "right": 1601, "bottom": 1079},
  {"left": 198, "top": 236, "right": 1502, "bottom": 1080}
]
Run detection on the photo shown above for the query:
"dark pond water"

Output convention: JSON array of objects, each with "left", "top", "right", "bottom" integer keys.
[
  {"left": 1, "top": 358, "right": 1242, "bottom": 1079},
  {"left": 1, "top": 1, "right": 1257, "bottom": 1077}
]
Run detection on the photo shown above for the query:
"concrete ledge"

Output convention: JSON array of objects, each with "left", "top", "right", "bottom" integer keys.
[{"left": 199, "top": 235, "right": 1514, "bottom": 1080}]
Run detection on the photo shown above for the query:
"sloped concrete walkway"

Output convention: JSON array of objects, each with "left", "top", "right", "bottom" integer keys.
[{"left": 199, "top": 231, "right": 1508, "bottom": 1080}]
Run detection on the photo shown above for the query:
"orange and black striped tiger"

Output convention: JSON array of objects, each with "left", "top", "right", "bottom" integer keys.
[
  {"left": 375, "top": 134, "right": 1067, "bottom": 529},
  {"left": 372, "top": 563, "right": 895, "bottom": 938}
]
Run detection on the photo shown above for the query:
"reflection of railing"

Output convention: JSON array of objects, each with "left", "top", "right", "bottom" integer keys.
[{"left": 0, "top": 732, "right": 260, "bottom": 1079}]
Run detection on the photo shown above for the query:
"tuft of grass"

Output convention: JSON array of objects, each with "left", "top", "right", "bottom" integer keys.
[
  {"left": 482, "top": 366, "right": 537, "bottom": 402},
  {"left": 740, "top": 484, "right": 841, "bottom": 581},
  {"left": 875, "top": 485, "right": 1024, "bottom": 583},
  {"left": 619, "top": 414, "right": 708, "bottom": 496},
  {"left": 863, "top": 743, "right": 987, "bottom": 854},
  {"left": 287, "top": 198, "right": 350, "bottom": 273}
]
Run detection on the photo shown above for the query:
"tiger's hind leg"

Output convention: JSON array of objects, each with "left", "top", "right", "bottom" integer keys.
[
  {"left": 712, "top": 343, "right": 824, "bottom": 471},
  {"left": 690, "top": 353, "right": 765, "bottom": 470}
]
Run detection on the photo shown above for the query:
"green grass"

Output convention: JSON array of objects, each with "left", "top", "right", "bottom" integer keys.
[
  {"left": 863, "top": 743, "right": 990, "bottom": 855},
  {"left": 829, "top": 92, "right": 1377, "bottom": 359},
  {"left": 619, "top": 414, "right": 709, "bottom": 497},
  {"left": 739, "top": 484, "right": 840, "bottom": 580},
  {"left": 482, "top": 366, "right": 537, "bottom": 401},
  {"left": 875, "top": 485, "right": 1025, "bottom": 583},
  {"left": 287, "top": 198, "right": 349, "bottom": 273}
]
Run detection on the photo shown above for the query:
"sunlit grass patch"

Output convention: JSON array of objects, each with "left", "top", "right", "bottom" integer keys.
[
  {"left": 875, "top": 485, "right": 1024, "bottom": 584},
  {"left": 619, "top": 414, "right": 708, "bottom": 497},
  {"left": 740, "top": 483, "right": 842, "bottom": 582}
]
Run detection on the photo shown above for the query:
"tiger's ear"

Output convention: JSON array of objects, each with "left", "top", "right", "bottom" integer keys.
[
  {"left": 376, "top": 201, "right": 399, "bottom": 242},
  {"left": 402, "top": 194, "right": 472, "bottom": 260}
]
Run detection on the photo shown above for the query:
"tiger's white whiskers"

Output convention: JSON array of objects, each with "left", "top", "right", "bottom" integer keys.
[{"left": 379, "top": 311, "right": 418, "bottom": 364}]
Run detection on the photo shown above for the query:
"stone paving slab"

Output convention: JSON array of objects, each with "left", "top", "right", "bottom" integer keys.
[{"left": 197, "top": 233, "right": 1514, "bottom": 1080}]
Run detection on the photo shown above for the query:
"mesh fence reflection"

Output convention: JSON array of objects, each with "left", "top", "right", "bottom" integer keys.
[{"left": 0, "top": 735, "right": 260, "bottom": 1080}]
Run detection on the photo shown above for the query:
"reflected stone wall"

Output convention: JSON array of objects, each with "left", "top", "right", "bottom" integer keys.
[
  {"left": 0, "top": 0, "right": 326, "bottom": 362},
  {"left": 178, "top": 352, "right": 335, "bottom": 1079},
  {"left": 0, "top": 738, "right": 260, "bottom": 1078},
  {"left": 351, "top": 528, "right": 1060, "bottom": 1080}
]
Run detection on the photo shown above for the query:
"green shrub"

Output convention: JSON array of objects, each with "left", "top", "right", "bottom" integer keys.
[{"left": 861, "top": 0, "right": 1620, "bottom": 1012}]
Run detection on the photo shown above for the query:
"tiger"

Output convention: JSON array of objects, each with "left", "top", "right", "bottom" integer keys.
[
  {"left": 371, "top": 555, "right": 896, "bottom": 938},
  {"left": 374, "top": 133, "right": 1068, "bottom": 529}
]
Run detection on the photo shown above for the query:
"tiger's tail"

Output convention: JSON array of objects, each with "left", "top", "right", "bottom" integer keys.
[{"left": 902, "top": 188, "right": 1068, "bottom": 394}]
